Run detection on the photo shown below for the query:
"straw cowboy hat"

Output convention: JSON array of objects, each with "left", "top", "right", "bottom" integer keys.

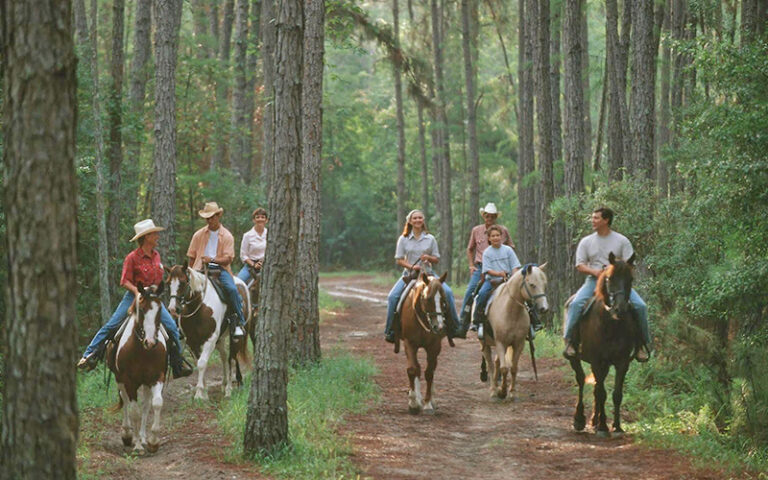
[
  {"left": 130, "top": 219, "right": 165, "bottom": 242},
  {"left": 479, "top": 202, "right": 500, "bottom": 216},
  {"left": 198, "top": 202, "right": 224, "bottom": 219}
]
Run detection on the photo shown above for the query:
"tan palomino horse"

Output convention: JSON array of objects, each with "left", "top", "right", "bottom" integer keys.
[
  {"left": 481, "top": 264, "right": 548, "bottom": 400},
  {"left": 398, "top": 271, "right": 450, "bottom": 414}
]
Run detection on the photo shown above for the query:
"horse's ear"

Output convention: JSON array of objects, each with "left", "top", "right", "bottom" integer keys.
[
  {"left": 609, "top": 252, "right": 616, "bottom": 265},
  {"left": 155, "top": 281, "right": 164, "bottom": 295},
  {"left": 420, "top": 271, "right": 430, "bottom": 284},
  {"left": 538, "top": 262, "right": 548, "bottom": 272},
  {"left": 439, "top": 271, "right": 447, "bottom": 283},
  {"left": 627, "top": 252, "right": 636, "bottom": 266},
  {"left": 183, "top": 259, "right": 189, "bottom": 270},
  {"left": 163, "top": 264, "right": 171, "bottom": 274}
]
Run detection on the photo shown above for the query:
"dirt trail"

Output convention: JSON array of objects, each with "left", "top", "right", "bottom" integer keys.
[
  {"left": 321, "top": 276, "right": 725, "bottom": 480},
  {"left": 83, "top": 275, "right": 727, "bottom": 479}
]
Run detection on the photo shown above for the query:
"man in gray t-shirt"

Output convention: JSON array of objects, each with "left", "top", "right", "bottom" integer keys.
[{"left": 563, "top": 207, "right": 651, "bottom": 362}]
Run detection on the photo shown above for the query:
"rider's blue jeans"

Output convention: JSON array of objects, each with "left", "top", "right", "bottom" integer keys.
[
  {"left": 472, "top": 280, "right": 495, "bottom": 325},
  {"left": 563, "top": 276, "right": 651, "bottom": 345},
  {"left": 220, "top": 269, "right": 246, "bottom": 327},
  {"left": 236, "top": 265, "right": 253, "bottom": 284},
  {"left": 385, "top": 277, "right": 460, "bottom": 335},
  {"left": 460, "top": 263, "right": 483, "bottom": 322},
  {"left": 82, "top": 291, "right": 182, "bottom": 359}
]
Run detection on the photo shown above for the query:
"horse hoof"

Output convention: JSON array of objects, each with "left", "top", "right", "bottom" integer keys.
[
  {"left": 121, "top": 436, "right": 133, "bottom": 447},
  {"left": 596, "top": 430, "right": 611, "bottom": 438},
  {"left": 612, "top": 430, "right": 625, "bottom": 438},
  {"left": 573, "top": 419, "right": 586, "bottom": 432},
  {"left": 408, "top": 405, "right": 422, "bottom": 415},
  {"left": 480, "top": 371, "right": 488, "bottom": 382},
  {"left": 146, "top": 442, "right": 159, "bottom": 454}
]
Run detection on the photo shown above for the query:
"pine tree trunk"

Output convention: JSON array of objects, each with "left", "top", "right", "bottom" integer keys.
[
  {"left": 1, "top": 1, "right": 79, "bottom": 476},
  {"left": 418, "top": 102, "right": 430, "bottom": 219},
  {"left": 245, "top": 0, "right": 261, "bottom": 179},
  {"left": 658, "top": 0, "right": 671, "bottom": 196},
  {"left": 230, "top": 0, "right": 250, "bottom": 179},
  {"left": 518, "top": 0, "right": 536, "bottom": 263},
  {"left": 124, "top": 0, "right": 151, "bottom": 219},
  {"left": 107, "top": 0, "right": 125, "bottom": 274},
  {"left": 296, "top": 0, "right": 324, "bottom": 366},
  {"left": 151, "top": 0, "right": 183, "bottom": 262},
  {"left": 260, "top": 0, "right": 277, "bottom": 184},
  {"left": 244, "top": 0, "right": 302, "bottom": 452},
  {"left": 564, "top": 0, "right": 585, "bottom": 197},
  {"left": 629, "top": 0, "right": 656, "bottom": 179},
  {"left": 461, "top": 0, "right": 479, "bottom": 242},
  {"left": 394, "top": 0, "right": 407, "bottom": 229},
  {"left": 74, "top": 0, "right": 89, "bottom": 47},
  {"left": 581, "top": 3, "right": 592, "bottom": 164},
  {"left": 431, "top": 0, "right": 453, "bottom": 278},
  {"left": 605, "top": 0, "right": 630, "bottom": 179},
  {"left": 550, "top": 0, "right": 566, "bottom": 320},
  {"left": 534, "top": 0, "right": 555, "bottom": 268},
  {"left": 742, "top": 0, "right": 759, "bottom": 44},
  {"left": 191, "top": 0, "right": 213, "bottom": 59},
  {"left": 670, "top": 0, "right": 686, "bottom": 193},
  {"left": 211, "top": 0, "right": 235, "bottom": 170}
]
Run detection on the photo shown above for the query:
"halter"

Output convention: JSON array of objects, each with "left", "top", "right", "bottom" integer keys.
[
  {"left": 413, "top": 277, "right": 447, "bottom": 334},
  {"left": 602, "top": 275, "right": 629, "bottom": 316},
  {"left": 170, "top": 269, "right": 205, "bottom": 319},
  {"left": 521, "top": 264, "right": 548, "bottom": 304},
  {"left": 134, "top": 294, "right": 161, "bottom": 350}
]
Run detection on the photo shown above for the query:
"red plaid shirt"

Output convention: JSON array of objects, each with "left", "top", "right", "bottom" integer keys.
[{"left": 121, "top": 247, "right": 163, "bottom": 287}]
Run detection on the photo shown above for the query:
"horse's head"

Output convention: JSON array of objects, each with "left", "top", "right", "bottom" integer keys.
[
  {"left": 165, "top": 260, "right": 190, "bottom": 316},
  {"left": 134, "top": 283, "right": 164, "bottom": 350},
  {"left": 597, "top": 252, "right": 635, "bottom": 320},
  {"left": 521, "top": 263, "right": 549, "bottom": 314},
  {"left": 415, "top": 271, "right": 449, "bottom": 334}
]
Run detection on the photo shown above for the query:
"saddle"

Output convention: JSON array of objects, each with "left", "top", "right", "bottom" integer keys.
[
  {"left": 477, "top": 278, "right": 505, "bottom": 340},
  {"left": 204, "top": 263, "right": 240, "bottom": 334}
]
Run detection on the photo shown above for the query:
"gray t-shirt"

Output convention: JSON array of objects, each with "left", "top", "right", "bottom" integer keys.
[
  {"left": 482, "top": 244, "right": 521, "bottom": 281},
  {"left": 395, "top": 232, "right": 440, "bottom": 275},
  {"left": 575, "top": 230, "right": 634, "bottom": 273}
]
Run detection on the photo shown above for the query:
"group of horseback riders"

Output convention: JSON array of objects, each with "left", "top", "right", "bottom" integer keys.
[
  {"left": 384, "top": 203, "right": 652, "bottom": 363},
  {"left": 76, "top": 202, "right": 269, "bottom": 377}
]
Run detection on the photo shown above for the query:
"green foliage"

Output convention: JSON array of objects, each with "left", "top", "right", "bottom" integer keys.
[{"left": 218, "top": 351, "right": 380, "bottom": 478}]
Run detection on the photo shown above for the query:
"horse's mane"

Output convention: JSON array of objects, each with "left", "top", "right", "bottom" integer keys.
[
  {"left": 594, "top": 265, "right": 613, "bottom": 304},
  {"left": 187, "top": 268, "right": 208, "bottom": 293}
]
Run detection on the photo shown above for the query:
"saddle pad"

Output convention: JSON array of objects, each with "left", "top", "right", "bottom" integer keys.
[
  {"left": 484, "top": 286, "right": 503, "bottom": 316},
  {"left": 396, "top": 279, "right": 418, "bottom": 314}
]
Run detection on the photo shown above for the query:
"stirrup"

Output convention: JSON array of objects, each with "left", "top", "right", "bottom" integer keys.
[
  {"left": 635, "top": 344, "right": 650, "bottom": 363},
  {"left": 233, "top": 325, "right": 245, "bottom": 338}
]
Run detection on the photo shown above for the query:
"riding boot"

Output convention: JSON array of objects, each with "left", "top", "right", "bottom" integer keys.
[
  {"left": 562, "top": 339, "right": 578, "bottom": 360},
  {"left": 635, "top": 343, "right": 650, "bottom": 363},
  {"left": 168, "top": 342, "right": 193, "bottom": 379}
]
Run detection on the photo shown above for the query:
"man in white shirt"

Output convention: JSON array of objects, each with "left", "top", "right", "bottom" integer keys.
[{"left": 563, "top": 207, "right": 650, "bottom": 362}]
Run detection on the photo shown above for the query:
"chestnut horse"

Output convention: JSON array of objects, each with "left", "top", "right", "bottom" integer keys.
[
  {"left": 481, "top": 264, "right": 549, "bottom": 400},
  {"left": 166, "top": 262, "right": 250, "bottom": 400},
  {"left": 397, "top": 271, "right": 450, "bottom": 414},
  {"left": 563, "top": 252, "right": 638, "bottom": 437},
  {"left": 105, "top": 284, "right": 167, "bottom": 454}
]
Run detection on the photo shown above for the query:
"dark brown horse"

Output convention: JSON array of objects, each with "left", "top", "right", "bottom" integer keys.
[
  {"left": 105, "top": 284, "right": 168, "bottom": 454},
  {"left": 165, "top": 262, "right": 250, "bottom": 400},
  {"left": 397, "top": 271, "right": 449, "bottom": 414},
  {"left": 563, "top": 252, "right": 638, "bottom": 437},
  {"left": 246, "top": 265, "right": 261, "bottom": 346}
]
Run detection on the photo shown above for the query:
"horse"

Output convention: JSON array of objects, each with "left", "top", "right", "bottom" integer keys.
[
  {"left": 245, "top": 265, "right": 261, "bottom": 346},
  {"left": 396, "top": 271, "right": 450, "bottom": 414},
  {"left": 105, "top": 284, "right": 168, "bottom": 454},
  {"left": 480, "top": 264, "right": 549, "bottom": 400},
  {"left": 563, "top": 252, "right": 638, "bottom": 437},
  {"left": 165, "top": 261, "right": 250, "bottom": 400}
]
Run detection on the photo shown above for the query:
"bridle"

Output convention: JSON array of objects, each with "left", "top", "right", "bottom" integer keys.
[
  {"left": 413, "top": 279, "right": 447, "bottom": 334},
  {"left": 521, "top": 264, "right": 548, "bottom": 306},
  {"left": 602, "top": 275, "right": 630, "bottom": 317},
  {"left": 169, "top": 271, "right": 204, "bottom": 319},
  {"left": 134, "top": 295, "right": 161, "bottom": 350}
]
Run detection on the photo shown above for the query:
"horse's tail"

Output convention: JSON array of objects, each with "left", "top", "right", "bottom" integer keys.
[
  {"left": 109, "top": 394, "right": 124, "bottom": 413},
  {"left": 235, "top": 279, "right": 252, "bottom": 362}
]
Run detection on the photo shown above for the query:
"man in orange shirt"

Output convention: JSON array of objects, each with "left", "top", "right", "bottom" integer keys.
[{"left": 186, "top": 202, "right": 245, "bottom": 338}]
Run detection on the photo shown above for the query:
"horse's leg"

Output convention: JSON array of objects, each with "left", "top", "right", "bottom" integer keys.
[
  {"left": 592, "top": 363, "right": 610, "bottom": 437},
  {"left": 569, "top": 358, "right": 586, "bottom": 431},
  {"left": 612, "top": 360, "right": 630, "bottom": 435},
  {"left": 194, "top": 335, "right": 218, "bottom": 400},
  {"left": 508, "top": 339, "right": 526, "bottom": 398},
  {"left": 217, "top": 341, "right": 232, "bottom": 398},
  {"left": 118, "top": 385, "right": 134, "bottom": 447},
  {"left": 146, "top": 382, "right": 164, "bottom": 453},
  {"left": 423, "top": 345, "right": 440, "bottom": 413},
  {"left": 495, "top": 340, "right": 509, "bottom": 400},
  {"left": 139, "top": 386, "right": 151, "bottom": 447},
  {"left": 129, "top": 396, "right": 144, "bottom": 454},
  {"left": 481, "top": 342, "right": 497, "bottom": 399},
  {"left": 404, "top": 342, "right": 422, "bottom": 414}
]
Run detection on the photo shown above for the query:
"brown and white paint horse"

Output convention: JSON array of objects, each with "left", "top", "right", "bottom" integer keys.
[
  {"left": 397, "top": 271, "right": 450, "bottom": 414},
  {"left": 166, "top": 262, "right": 250, "bottom": 400},
  {"left": 480, "top": 264, "right": 548, "bottom": 400},
  {"left": 105, "top": 284, "right": 168, "bottom": 454}
]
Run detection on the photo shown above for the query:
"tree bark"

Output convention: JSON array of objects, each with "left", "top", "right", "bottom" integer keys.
[
  {"left": 211, "top": 0, "right": 235, "bottom": 170},
  {"left": 244, "top": 0, "right": 302, "bottom": 452},
  {"left": 430, "top": 0, "right": 453, "bottom": 278},
  {"left": 517, "top": 0, "right": 536, "bottom": 263},
  {"left": 629, "top": 0, "right": 656, "bottom": 179},
  {"left": 151, "top": 0, "right": 183, "bottom": 262},
  {"left": 230, "top": 0, "right": 250, "bottom": 179},
  {"left": 1, "top": 1, "right": 79, "bottom": 476},
  {"left": 418, "top": 102, "right": 430, "bottom": 219},
  {"left": 124, "top": 0, "right": 151, "bottom": 219},
  {"left": 658, "top": 0, "right": 671, "bottom": 195},
  {"left": 260, "top": 0, "right": 277, "bottom": 184},
  {"left": 605, "top": 0, "right": 630, "bottom": 179},
  {"left": 107, "top": 0, "right": 125, "bottom": 274},
  {"left": 669, "top": 0, "right": 686, "bottom": 193},
  {"left": 74, "top": 0, "right": 89, "bottom": 46},
  {"left": 191, "top": 0, "right": 214, "bottom": 59},
  {"left": 461, "top": 0, "right": 479, "bottom": 244},
  {"left": 245, "top": 0, "right": 261, "bottom": 178},
  {"left": 564, "top": 0, "right": 585, "bottom": 197},
  {"left": 581, "top": 3, "right": 592, "bottom": 165},
  {"left": 296, "top": 0, "right": 324, "bottom": 365},
  {"left": 394, "top": 0, "right": 407, "bottom": 229},
  {"left": 742, "top": 0, "right": 759, "bottom": 44}
]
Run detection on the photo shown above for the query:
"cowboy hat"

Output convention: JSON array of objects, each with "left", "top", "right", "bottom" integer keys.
[
  {"left": 130, "top": 219, "right": 165, "bottom": 242},
  {"left": 479, "top": 202, "right": 500, "bottom": 216},
  {"left": 198, "top": 202, "right": 224, "bottom": 219}
]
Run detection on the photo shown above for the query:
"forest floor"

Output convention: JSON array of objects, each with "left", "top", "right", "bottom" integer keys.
[{"left": 80, "top": 274, "right": 731, "bottom": 480}]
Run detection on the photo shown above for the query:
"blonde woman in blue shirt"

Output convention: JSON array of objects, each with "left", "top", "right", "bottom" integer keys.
[{"left": 384, "top": 210, "right": 463, "bottom": 343}]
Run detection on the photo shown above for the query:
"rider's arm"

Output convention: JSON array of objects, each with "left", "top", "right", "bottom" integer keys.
[
  {"left": 396, "top": 258, "right": 417, "bottom": 270},
  {"left": 486, "top": 268, "right": 507, "bottom": 278},
  {"left": 121, "top": 279, "right": 140, "bottom": 297},
  {"left": 576, "top": 263, "right": 603, "bottom": 278},
  {"left": 214, "top": 231, "right": 235, "bottom": 267}
]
